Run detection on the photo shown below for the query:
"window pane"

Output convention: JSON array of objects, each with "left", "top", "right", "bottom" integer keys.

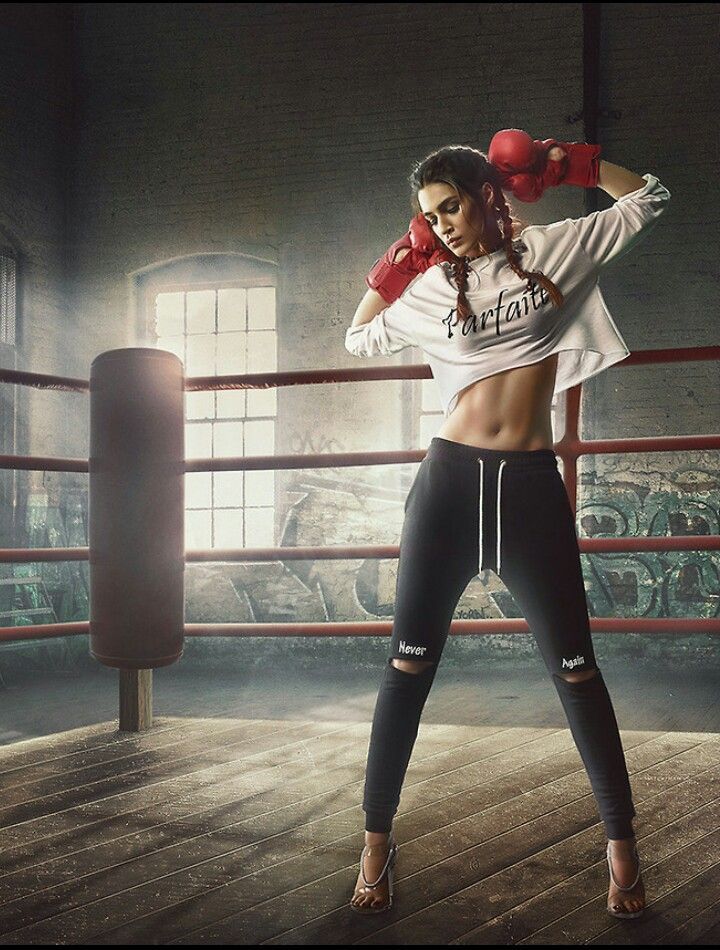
[
  {"left": 245, "top": 506, "right": 274, "bottom": 546},
  {"left": 217, "top": 389, "right": 246, "bottom": 419},
  {"left": 421, "top": 378, "right": 442, "bottom": 412},
  {"left": 245, "top": 419, "right": 274, "bottom": 457},
  {"left": 245, "top": 468, "right": 274, "bottom": 506},
  {"left": 155, "top": 292, "right": 184, "bottom": 336},
  {"left": 157, "top": 336, "right": 185, "bottom": 365},
  {"left": 217, "top": 332, "right": 246, "bottom": 376},
  {"left": 214, "top": 420, "right": 243, "bottom": 457},
  {"left": 247, "top": 387, "right": 276, "bottom": 417},
  {"left": 186, "top": 390, "right": 215, "bottom": 420},
  {"left": 186, "top": 509, "right": 211, "bottom": 549},
  {"left": 186, "top": 421, "right": 213, "bottom": 458},
  {"left": 214, "top": 507, "right": 244, "bottom": 548},
  {"left": 419, "top": 413, "right": 442, "bottom": 448},
  {"left": 248, "top": 287, "right": 275, "bottom": 329},
  {"left": 550, "top": 403, "right": 564, "bottom": 444},
  {"left": 186, "top": 472, "right": 211, "bottom": 508},
  {"left": 214, "top": 471, "right": 244, "bottom": 507},
  {"left": 248, "top": 330, "right": 276, "bottom": 373},
  {"left": 218, "top": 288, "right": 247, "bottom": 332},
  {"left": 187, "top": 290, "right": 215, "bottom": 333},
  {"left": 186, "top": 333, "right": 216, "bottom": 375}
]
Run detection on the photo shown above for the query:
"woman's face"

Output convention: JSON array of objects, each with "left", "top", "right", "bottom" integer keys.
[{"left": 418, "top": 182, "right": 499, "bottom": 259}]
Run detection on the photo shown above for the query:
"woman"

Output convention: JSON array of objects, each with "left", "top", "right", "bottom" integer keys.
[{"left": 345, "top": 135, "right": 671, "bottom": 919}]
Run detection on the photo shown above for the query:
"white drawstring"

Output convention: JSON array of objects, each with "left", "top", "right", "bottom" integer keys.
[
  {"left": 496, "top": 459, "right": 507, "bottom": 574},
  {"left": 477, "top": 458, "right": 484, "bottom": 572},
  {"left": 478, "top": 457, "right": 507, "bottom": 575}
]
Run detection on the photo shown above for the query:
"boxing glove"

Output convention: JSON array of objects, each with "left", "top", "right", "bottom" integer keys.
[
  {"left": 488, "top": 128, "right": 602, "bottom": 203},
  {"left": 365, "top": 213, "right": 456, "bottom": 305}
]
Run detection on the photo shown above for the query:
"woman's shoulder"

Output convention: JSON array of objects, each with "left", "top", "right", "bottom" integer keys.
[{"left": 517, "top": 218, "right": 579, "bottom": 263}]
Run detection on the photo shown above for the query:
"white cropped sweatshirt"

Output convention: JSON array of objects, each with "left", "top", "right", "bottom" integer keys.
[{"left": 345, "top": 174, "right": 671, "bottom": 417}]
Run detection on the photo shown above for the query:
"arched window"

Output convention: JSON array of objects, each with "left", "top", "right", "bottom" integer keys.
[{"left": 134, "top": 253, "right": 277, "bottom": 551}]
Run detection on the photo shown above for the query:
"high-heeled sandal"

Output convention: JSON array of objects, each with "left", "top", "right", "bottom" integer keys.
[
  {"left": 606, "top": 839, "right": 645, "bottom": 919},
  {"left": 349, "top": 834, "right": 399, "bottom": 914}
]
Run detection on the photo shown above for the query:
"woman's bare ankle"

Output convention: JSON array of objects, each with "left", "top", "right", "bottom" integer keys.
[{"left": 365, "top": 829, "right": 392, "bottom": 847}]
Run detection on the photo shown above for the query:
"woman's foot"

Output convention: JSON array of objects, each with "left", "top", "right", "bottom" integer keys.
[
  {"left": 606, "top": 836, "right": 646, "bottom": 917},
  {"left": 350, "top": 832, "right": 396, "bottom": 912}
]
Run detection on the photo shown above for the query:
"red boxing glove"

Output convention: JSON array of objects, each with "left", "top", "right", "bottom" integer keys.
[
  {"left": 365, "top": 213, "right": 456, "bottom": 305},
  {"left": 488, "top": 129, "right": 602, "bottom": 203}
]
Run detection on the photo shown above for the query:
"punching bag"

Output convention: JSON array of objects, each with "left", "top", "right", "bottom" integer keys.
[{"left": 89, "top": 348, "right": 185, "bottom": 669}]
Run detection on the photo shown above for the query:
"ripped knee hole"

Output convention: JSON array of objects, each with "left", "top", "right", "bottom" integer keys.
[
  {"left": 390, "top": 658, "right": 434, "bottom": 674},
  {"left": 557, "top": 668, "right": 598, "bottom": 683}
]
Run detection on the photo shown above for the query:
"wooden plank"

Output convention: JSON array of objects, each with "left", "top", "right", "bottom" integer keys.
[
  {"left": 596, "top": 864, "right": 720, "bottom": 945},
  {"left": 0, "top": 718, "right": 192, "bottom": 770},
  {"left": 454, "top": 812, "right": 720, "bottom": 946},
  {"left": 0, "top": 718, "right": 347, "bottom": 847},
  {"left": 0, "top": 715, "right": 287, "bottom": 786},
  {"left": 0, "top": 657, "right": 718, "bottom": 947},
  {"left": 0, "top": 722, "right": 546, "bottom": 915},
  {"left": 172, "top": 759, "right": 720, "bottom": 947},
  {"left": 0, "top": 718, "right": 356, "bottom": 813},
  {"left": 0, "top": 720, "right": 527, "bottom": 881},
  {"left": 0, "top": 732, "right": 716, "bottom": 944},
  {"left": 662, "top": 897, "right": 720, "bottom": 945}
]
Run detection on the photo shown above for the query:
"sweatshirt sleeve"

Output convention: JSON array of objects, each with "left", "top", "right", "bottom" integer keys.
[
  {"left": 344, "top": 288, "right": 418, "bottom": 358},
  {"left": 569, "top": 173, "right": 671, "bottom": 271}
]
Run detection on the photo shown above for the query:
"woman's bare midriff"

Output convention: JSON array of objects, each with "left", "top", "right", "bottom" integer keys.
[{"left": 436, "top": 352, "right": 559, "bottom": 451}]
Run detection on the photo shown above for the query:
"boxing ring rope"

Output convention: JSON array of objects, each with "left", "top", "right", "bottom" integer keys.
[
  {"left": 0, "top": 343, "right": 719, "bottom": 654},
  {"left": 0, "top": 346, "right": 720, "bottom": 731}
]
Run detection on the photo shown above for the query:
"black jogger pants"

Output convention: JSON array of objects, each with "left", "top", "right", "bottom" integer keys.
[{"left": 362, "top": 435, "right": 636, "bottom": 841}]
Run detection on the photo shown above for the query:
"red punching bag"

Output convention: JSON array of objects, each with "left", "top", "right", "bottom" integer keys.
[{"left": 89, "top": 348, "right": 185, "bottom": 669}]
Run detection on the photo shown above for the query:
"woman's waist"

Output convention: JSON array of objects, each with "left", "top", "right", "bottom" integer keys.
[
  {"left": 434, "top": 424, "right": 555, "bottom": 453},
  {"left": 426, "top": 435, "right": 558, "bottom": 470},
  {"left": 436, "top": 413, "right": 555, "bottom": 455}
]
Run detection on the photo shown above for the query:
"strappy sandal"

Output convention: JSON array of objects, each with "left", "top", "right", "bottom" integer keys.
[
  {"left": 606, "top": 840, "right": 645, "bottom": 919},
  {"left": 349, "top": 834, "right": 399, "bottom": 914}
]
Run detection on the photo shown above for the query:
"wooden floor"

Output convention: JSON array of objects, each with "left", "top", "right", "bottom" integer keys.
[{"left": 0, "top": 666, "right": 719, "bottom": 944}]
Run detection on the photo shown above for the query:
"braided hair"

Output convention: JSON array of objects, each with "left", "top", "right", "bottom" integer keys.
[{"left": 409, "top": 145, "right": 564, "bottom": 322}]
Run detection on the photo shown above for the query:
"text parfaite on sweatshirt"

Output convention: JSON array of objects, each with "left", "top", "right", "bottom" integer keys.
[{"left": 345, "top": 173, "right": 671, "bottom": 418}]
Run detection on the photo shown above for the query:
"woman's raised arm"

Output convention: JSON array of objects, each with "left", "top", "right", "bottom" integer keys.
[
  {"left": 350, "top": 248, "right": 411, "bottom": 329},
  {"left": 597, "top": 160, "right": 648, "bottom": 200},
  {"left": 345, "top": 259, "right": 417, "bottom": 358},
  {"left": 350, "top": 287, "right": 393, "bottom": 329},
  {"left": 549, "top": 147, "right": 647, "bottom": 200}
]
